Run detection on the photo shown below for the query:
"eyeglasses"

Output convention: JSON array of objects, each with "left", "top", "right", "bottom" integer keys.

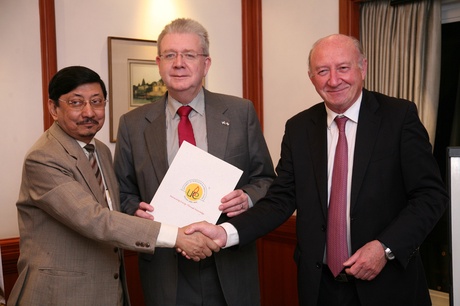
[
  {"left": 58, "top": 97, "right": 107, "bottom": 111},
  {"left": 159, "top": 51, "right": 208, "bottom": 62}
]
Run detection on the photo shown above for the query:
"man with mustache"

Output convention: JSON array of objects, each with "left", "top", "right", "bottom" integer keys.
[{"left": 8, "top": 66, "right": 219, "bottom": 306}]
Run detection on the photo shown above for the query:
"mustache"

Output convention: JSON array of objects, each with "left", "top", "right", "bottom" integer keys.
[{"left": 77, "top": 118, "right": 99, "bottom": 125}]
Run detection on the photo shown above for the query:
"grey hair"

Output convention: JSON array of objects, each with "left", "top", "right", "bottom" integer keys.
[{"left": 157, "top": 18, "right": 210, "bottom": 56}]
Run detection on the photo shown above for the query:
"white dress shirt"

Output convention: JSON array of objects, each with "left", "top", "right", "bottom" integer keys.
[{"left": 222, "top": 93, "right": 363, "bottom": 249}]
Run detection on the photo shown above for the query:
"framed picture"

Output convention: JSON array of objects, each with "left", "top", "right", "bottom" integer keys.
[{"left": 108, "top": 37, "right": 160, "bottom": 142}]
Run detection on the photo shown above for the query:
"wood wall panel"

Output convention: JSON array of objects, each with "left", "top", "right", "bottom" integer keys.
[
  {"left": 123, "top": 250, "right": 145, "bottom": 306},
  {"left": 241, "top": 0, "right": 264, "bottom": 127},
  {"left": 39, "top": 0, "right": 57, "bottom": 131},
  {"left": 0, "top": 238, "right": 19, "bottom": 302},
  {"left": 257, "top": 216, "right": 298, "bottom": 306},
  {"left": 339, "top": 0, "right": 361, "bottom": 37},
  {"left": 1, "top": 217, "right": 299, "bottom": 306}
]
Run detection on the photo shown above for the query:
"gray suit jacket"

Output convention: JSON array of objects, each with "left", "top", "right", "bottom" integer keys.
[
  {"left": 8, "top": 122, "right": 161, "bottom": 306},
  {"left": 114, "top": 89, "right": 275, "bottom": 306}
]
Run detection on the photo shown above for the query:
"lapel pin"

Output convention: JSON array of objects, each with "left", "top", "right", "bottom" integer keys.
[{"left": 221, "top": 121, "right": 230, "bottom": 126}]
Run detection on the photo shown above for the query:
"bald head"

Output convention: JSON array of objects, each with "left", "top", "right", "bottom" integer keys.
[
  {"left": 308, "top": 34, "right": 365, "bottom": 74},
  {"left": 307, "top": 34, "right": 368, "bottom": 114}
]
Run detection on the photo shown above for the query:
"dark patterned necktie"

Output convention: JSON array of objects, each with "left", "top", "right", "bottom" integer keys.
[
  {"left": 177, "top": 105, "right": 196, "bottom": 146},
  {"left": 327, "top": 116, "right": 349, "bottom": 277},
  {"left": 84, "top": 144, "right": 105, "bottom": 196}
]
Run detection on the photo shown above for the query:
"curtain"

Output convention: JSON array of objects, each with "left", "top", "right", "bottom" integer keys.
[{"left": 360, "top": 0, "right": 441, "bottom": 145}]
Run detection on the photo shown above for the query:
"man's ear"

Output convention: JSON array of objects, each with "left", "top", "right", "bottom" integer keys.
[{"left": 48, "top": 99, "right": 58, "bottom": 121}]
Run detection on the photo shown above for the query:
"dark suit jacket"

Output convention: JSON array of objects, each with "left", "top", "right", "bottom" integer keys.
[
  {"left": 8, "top": 122, "right": 161, "bottom": 306},
  {"left": 229, "top": 89, "right": 448, "bottom": 306},
  {"left": 114, "top": 89, "right": 275, "bottom": 306}
]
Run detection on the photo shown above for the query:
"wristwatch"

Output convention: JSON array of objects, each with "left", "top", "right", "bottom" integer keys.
[{"left": 380, "top": 242, "right": 395, "bottom": 260}]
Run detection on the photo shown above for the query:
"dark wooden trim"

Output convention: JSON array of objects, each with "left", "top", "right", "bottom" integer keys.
[
  {"left": 0, "top": 237, "right": 20, "bottom": 302},
  {"left": 241, "top": 0, "right": 264, "bottom": 128},
  {"left": 339, "top": 0, "right": 361, "bottom": 37},
  {"left": 123, "top": 250, "right": 145, "bottom": 306},
  {"left": 1, "top": 216, "right": 298, "bottom": 306},
  {"left": 39, "top": 0, "right": 57, "bottom": 131},
  {"left": 257, "top": 216, "right": 298, "bottom": 306}
]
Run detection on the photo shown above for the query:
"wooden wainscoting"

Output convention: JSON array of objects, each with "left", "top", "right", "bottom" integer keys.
[
  {"left": 123, "top": 250, "right": 145, "bottom": 306},
  {"left": 123, "top": 216, "right": 299, "bottom": 306},
  {"left": 1, "top": 218, "right": 451, "bottom": 306},
  {"left": 0, "top": 238, "right": 19, "bottom": 302},
  {"left": 0, "top": 238, "right": 145, "bottom": 305},
  {"left": 257, "top": 216, "right": 298, "bottom": 306},
  {"left": 1, "top": 217, "right": 298, "bottom": 306}
]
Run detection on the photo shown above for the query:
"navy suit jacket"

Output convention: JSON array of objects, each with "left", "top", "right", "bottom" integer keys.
[{"left": 230, "top": 89, "right": 448, "bottom": 306}]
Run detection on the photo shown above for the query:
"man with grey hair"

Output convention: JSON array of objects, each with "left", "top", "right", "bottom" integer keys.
[
  {"left": 186, "top": 34, "right": 448, "bottom": 306},
  {"left": 114, "top": 18, "right": 275, "bottom": 306}
]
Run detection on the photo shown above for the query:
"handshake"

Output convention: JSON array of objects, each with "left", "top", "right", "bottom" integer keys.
[
  {"left": 136, "top": 188, "right": 250, "bottom": 261},
  {"left": 175, "top": 221, "right": 228, "bottom": 262}
]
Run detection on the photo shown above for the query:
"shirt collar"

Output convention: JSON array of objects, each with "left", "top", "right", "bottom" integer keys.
[
  {"left": 166, "top": 88, "right": 205, "bottom": 118},
  {"left": 77, "top": 139, "right": 96, "bottom": 150},
  {"left": 326, "top": 91, "right": 362, "bottom": 128}
]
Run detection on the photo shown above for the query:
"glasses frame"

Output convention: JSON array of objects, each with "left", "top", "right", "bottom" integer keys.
[
  {"left": 159, "top": 51, "right": 208, "bottom": 62},
  {"left": 58, "top": 98, "right": 108, "bottom": 111}
]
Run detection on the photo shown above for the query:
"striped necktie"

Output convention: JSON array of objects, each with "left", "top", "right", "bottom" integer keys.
[
  {"left": 84, "top": 144, "right": 105, "bottom": 196},
  {"left": 327, "top": 116, "right": 349, "bottom": 277}
]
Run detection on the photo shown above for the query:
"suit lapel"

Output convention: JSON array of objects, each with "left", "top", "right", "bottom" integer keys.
[
  {"left": 96, "top": 139, "right": 119, "bottom": 210},
  {"left": 204, "top": 90, "right": 230, "bottom": 159},
  {"left": 49, "top": 122, "right": 108, "bottom": 207},
  {"left": 308, "top": 107, "right": 329, "bottom": 218},
  {"left": 144, "top": 97, "right": 169, "bottom": 182},
  {"left": 351, "top": 90, "right": 381, "bottom": 212}
]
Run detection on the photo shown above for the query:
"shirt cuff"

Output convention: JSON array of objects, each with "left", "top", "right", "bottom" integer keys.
[
  {"left": 220, "top": 222, "right": 240, "bottom": 248},
  {"left": 247, "top": 195, "right": 254, "bottom": 208},
  {"left": 156, "top": 223, "right": 178, "bottom": 248}
]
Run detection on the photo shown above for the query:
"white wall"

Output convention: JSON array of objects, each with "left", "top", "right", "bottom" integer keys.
[
  {"left": 0, "top": 1, "right": 43, "bottom": 239},
  {"left": 54, "top": 0, "right": 243, "bottom": 154},
  {"left": 0, "top": 0, "right": 338, "bottom": 238},
  {"left": 263, "top": 0, "right": 339, "bottom": 165}
]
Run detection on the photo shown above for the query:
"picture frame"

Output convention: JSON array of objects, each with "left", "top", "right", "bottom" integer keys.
[{"left": 108, "top": 37, "right": 161, "bottom": 142}]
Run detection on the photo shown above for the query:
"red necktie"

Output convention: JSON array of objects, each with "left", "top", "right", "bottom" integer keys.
[
  {"left": 327, "top": 116, "right": 349, "bottom": 277},
  {"left": 177, "top": 106, "right": 196, "bottom": 146}
]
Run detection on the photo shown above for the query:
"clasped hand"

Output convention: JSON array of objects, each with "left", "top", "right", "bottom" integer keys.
[
  {"left": 175, "top": 226, "right": 222, "bottom": 261},
  {"left": 176, "top": 189, "right": 246, "bottom": 260},
  {"left": 136, "top": 189, "right": 246, "bottom": 261},
  {"left": 178, "top": 221, "right": 227, "bottom": 260}
]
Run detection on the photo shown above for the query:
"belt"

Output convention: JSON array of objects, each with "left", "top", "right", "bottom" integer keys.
[
  {"left": 334, "top": 272, "right": 355, "bottom": 282},
  {"left": 323, "top": 264, "right": 355, "bottom": 282}
]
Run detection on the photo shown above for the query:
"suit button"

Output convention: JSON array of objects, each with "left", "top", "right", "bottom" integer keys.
[
  {"left": 135, "top": 241, "right": 141, "bottom": 246},
  {"left": 146, "top": 242, "right": 151, "bottom": 248},
  {"left": 140, "top": 242, "right": 145, "bottom": 247},
  {"left": 114, "top": 273, "right": 119, "bottom": 279},
  {"left": 321, "top": 225, "right": 326, "bottom": 232},
  {"left": 114, "top": 247, "right": 118, "bottom": 253},
  {"left": 316, "top": 262, "right": 322, "bottom": 269}
]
